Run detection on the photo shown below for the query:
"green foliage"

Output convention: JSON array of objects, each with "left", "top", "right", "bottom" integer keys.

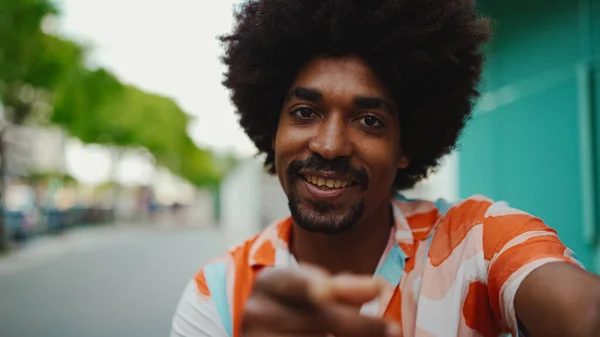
[
  {"left": 52, "top": 68, "right": 126, "bottom": 144},
  {"left": 112, "top": 87, "right": 226, "bottom": 187},
  {"left": 177, "top": 137, "right": 222, "bottom": 189},
  {"left": 96, "top": 180, "right": 120, "bottom": 192},
  {"left": 22, "top": 170, "right": 77, "bottom": 186},
  {"left": 0, "top": 0, "right": 58, "bottom": 89},
  {"left": 1, "top": 0, "right": 226, "bottom": 189},
  {"left": 54, "top": 82, "right": 226, "bottom": 187}
]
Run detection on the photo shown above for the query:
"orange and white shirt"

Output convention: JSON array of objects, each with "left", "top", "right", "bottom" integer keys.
[{"left": 170, "top": 194, "right": 582, "bottom": 337}]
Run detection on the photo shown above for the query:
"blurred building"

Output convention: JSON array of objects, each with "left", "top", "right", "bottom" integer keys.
[
  {"left": 3, "top": 126, "right": 67, "bottom": 178},
  {"left": 220, "top": 157, "right": 289, "bottom": 248},
  {"left": 2, "top": 126, "right": 67, "bottom": 211},
  {"left": 460, "top": 0, "right": 600, "bottom": 271}
]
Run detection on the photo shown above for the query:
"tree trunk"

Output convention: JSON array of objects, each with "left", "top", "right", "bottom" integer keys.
[
  {"left": 110, "top": 148, "right": 123, "bottom": 222},
  {"left": 0, "top": 127, "right": 8, "bottom": 252}
]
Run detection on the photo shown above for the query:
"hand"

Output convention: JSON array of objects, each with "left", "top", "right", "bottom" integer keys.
[{"left": 241, "top": 264, "right": 401, "bottom": 337}]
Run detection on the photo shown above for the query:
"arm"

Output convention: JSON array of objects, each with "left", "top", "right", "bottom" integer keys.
[
  {"left": 170, "top": 276, "right": 229, "bottom": 337},
  {"left": 483, "top": 202, "right": 600, "bottom": 337},
  {"left": 515, "top": 261, "right": 600, "bottom": 337}
]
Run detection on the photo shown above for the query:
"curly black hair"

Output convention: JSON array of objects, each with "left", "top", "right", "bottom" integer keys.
[{"left": 220, "top": 0, "right": 491, "bottom": 190}]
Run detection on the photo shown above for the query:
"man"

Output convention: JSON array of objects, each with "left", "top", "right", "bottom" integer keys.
[{"left": 171, "top": 0, "right": 600, "bottom": 336}]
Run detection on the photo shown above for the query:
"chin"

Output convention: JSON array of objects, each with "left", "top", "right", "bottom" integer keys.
[
  {"left": 287, "top": 194, "right": 365, "bottom": 235},
  {"left": 294, "top": 214, "right": 355, "bottom": 235}
]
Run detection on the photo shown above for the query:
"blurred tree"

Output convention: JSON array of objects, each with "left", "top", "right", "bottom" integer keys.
[
  {"left": 53, "top": 82, "right": 226, "bottom": 188},
  {"left": 0, "top": 0, "right": 57, "bottom": 95},
  {"left": 22, "top": 170, "right": 77, "bottom": 186},
  {"left": 117, "top": 87, "right": 226, "bottom": 188},
  {"left": 119, "top": 89, "right": 226, "bottom": 189},
  {"left": 178, "top": 136, "right": 223, "bottom": 189},
  {"left": 52, "top": 68, "right": 126, "bottom": 145},
  {"left": 0, "top": 0, "right": 73, "bottom": 251},
  {"left": 0, "top": 0, "right": 227, "bottom": 251}
]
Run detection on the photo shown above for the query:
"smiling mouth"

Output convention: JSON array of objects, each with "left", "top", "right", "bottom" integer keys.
[{"left": 302, "top": 174, "right": 355, "bottom": 190}]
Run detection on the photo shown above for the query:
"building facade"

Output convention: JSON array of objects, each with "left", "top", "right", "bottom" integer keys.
[{"left": 460, "top": 0, "right": 600, "bottom": 271}]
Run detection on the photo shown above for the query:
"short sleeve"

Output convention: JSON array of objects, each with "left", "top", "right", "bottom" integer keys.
[
  {"left": 482, "top": 201, "right": 583, "bottom": 331},
  {"left": 170, "top": 274, "right": 229, "bottom": 337}
]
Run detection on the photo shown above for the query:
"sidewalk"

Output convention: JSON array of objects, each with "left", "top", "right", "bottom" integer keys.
[
  {"left": 0, "top": 224, "right": 142, "bottom": 277},
  {"left": 0, "top": 221, "right": 224, "bottom": 337},
  {"left": 0, "top": 207, "right": 218, "bottom": 277}
]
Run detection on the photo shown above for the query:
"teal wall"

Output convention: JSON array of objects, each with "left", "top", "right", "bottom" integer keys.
[{"left": 460, "top": 0, "right": 600, "bottom": 270}]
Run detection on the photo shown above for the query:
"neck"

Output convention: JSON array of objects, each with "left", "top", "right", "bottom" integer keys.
[{"left": 290, "top": 202, "right": 392, "bottom": 276}]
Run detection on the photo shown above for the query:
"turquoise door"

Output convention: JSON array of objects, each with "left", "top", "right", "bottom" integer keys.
[
  {"left": 460, "top": 0, "right": 600, "bottom": 270},
  {"left": 593, "top": 61, "right": 600, "bottom": 271}
]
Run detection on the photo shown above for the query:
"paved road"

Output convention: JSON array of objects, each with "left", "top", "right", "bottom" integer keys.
[{"left": 0, "top": 225, "right": 224, "bottom": 337}]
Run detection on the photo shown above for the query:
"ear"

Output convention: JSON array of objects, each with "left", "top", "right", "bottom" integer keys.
[{"left": 398, "top": 154, "right": 410, "bottom": 169}]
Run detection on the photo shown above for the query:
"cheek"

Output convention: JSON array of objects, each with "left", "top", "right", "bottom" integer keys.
[
  {"left": 273, "top": 125, "right": 305, "bottom": 192},
  {"left": 273, "top": 122, "right": 290, "bottom": 164},
  {"left": 274, "top": 123, "right": 313, "bottom": 160},
  {"left": 362, "top": 143, "right": 399, "bottom": 186}
]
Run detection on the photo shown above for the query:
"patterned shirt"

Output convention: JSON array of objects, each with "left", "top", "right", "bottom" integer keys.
[{"left": 170, "top": 194, "right": 582, "bottom": 337}]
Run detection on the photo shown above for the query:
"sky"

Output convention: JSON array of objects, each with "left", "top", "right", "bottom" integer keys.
[{"left": 57, "top": 0, "right": 256, "bottom": 157}]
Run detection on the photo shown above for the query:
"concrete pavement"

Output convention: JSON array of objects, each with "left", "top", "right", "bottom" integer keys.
[{"left": 0, "top": 224, "right": 224, "bottom": 337}]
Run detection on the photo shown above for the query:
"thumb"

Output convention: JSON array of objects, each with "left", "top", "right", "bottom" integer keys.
[
  {"left": 305, "top": 269, "right": 382, "bottom": 306},
  {"left": 329, "top": 274, "right": 382, "bottom": 305}
]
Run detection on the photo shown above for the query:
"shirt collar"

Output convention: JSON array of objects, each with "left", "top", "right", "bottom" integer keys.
[{"left": 248, "top": 193, "right": 441, "bottom": 268}]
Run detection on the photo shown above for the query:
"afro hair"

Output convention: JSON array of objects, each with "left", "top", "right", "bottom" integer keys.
[{"left": 220, "top": 0, "right": 491, "bottom": 190}]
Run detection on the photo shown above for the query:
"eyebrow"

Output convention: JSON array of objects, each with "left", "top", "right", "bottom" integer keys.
[
  {"left": 286, "top": 87, "right": 323, "bottom": 102},
  {"left": 353, "top": 96, "right": 393, "bottom": 112},
  {"left": 287, "top": 86, "right": 393, "bottom": 113}
]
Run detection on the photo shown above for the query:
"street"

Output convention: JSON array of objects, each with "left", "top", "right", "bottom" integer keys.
[{"left": 0, "top": 224, "right": 224, "bottom": 337}]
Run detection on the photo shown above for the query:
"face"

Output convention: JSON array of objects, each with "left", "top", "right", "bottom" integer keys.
[{"left": 274, "top": 56, "right": 408, "bottom": 235}]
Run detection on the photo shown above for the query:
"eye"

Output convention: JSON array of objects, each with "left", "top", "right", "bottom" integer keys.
[
  {"left": 358, "top": 115, "right": 383, "bottom": 128},
  {"left": 291, "top": 107, "right": 316, "bottom": 119}
]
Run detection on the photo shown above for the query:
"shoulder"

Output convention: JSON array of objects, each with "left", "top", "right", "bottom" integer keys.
[
  {"left": 445, "top": 195, "right": 560, "bottom": 252},
  {"left": 433, "top": 194, "right": 577, "bottom": 264},
  {"left": 193, "top": 235, "right": 260, "bottom": 294},
  {"left": 194, "top": 216, "right": 293, "bottom": 294},
  {"left": 392, "top": 193, "right": 494, "bottom": 244},
  {"left": 393, "top": 193, "right": 493, "bottom": 234},
  {"left": 171, "top": 218, "right": 293, "bottom": 337},
  {"left": 433, "top": 194, "right": 555, "bottom": 235},
  {"left": 394, "top": 192, "right": 537, "bottom": 233},
  {"left": 171, "top": 238, "right": 259, "bottom": 337},
  {"left": 425, "top": 194, "right": 546, "bottom": 261},
  {"left": 171, "top": 244, "right": 255, "bottom": 337},
  {"left": 436, "top": 194, "right": 535, "bottom": 233}
]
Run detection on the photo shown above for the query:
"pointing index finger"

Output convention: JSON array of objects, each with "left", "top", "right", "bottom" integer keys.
[
  {"left": 253, "top": 264, "right": 332, "bottom": 307},
  {"left": 254, "top": 264, "right": 383, "bottom": 307}
]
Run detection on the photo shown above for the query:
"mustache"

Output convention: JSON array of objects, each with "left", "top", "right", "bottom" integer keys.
[{"left": 286, "top": 154, "right": 369, "bottom": 189}]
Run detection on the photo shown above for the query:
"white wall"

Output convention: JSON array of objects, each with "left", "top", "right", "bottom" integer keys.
[
  {"left": 258, "top": 172, "right": 289, "bottom": 228},
  {"left": 4, "top": 126, "right": 67, "bottom": 176},
  {"left": 220, "top": 158, "right": 264, "bottom": 248},
  {"left": 402, "top": 152, "right": 460, "bottom": 202}
]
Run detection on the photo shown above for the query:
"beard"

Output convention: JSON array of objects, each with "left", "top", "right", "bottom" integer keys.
[
  {"left": 285, "top": 154, "right": 368, "bottom": 235},
  {"left": 287, "top": 188, "right": 365, "bottom": 235}
]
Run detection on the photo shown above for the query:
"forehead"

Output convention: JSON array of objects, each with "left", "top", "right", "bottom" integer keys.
[{"left": 290, "top": 56, "right": 390, "bottom": 99}]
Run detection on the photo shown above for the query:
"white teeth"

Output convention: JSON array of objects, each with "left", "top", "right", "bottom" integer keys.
[{"left": 305, "top": 175, "right": 350, "bottom": 189}]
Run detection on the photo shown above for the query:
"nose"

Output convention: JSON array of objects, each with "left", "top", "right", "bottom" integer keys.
[{"left": 308, "top": 113, "right": 353, "bottom": 159}]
